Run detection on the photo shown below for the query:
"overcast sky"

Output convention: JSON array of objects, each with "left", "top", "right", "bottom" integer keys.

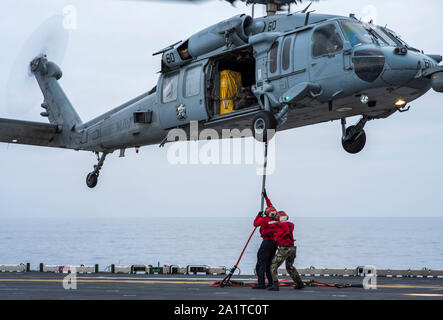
[{"left": 1, "top": 0, "right": 442, "bottom": 218}]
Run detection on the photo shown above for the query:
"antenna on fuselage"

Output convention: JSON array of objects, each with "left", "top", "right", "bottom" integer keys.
[{"left": 301, "top": 2, "right": 313, "bottom": 13}]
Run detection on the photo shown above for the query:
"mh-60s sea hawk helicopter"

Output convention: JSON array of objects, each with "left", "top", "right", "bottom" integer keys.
[{"left": 1, "top": 0, "right": 443, "bottom": 188}]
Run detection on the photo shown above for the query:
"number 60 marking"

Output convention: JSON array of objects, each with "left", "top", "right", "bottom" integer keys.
[
  {"left": 165, "top": 53, "right": 176, "bottom": 64},
  {"left": 267, "top": 20, "right": 277, "bottom": 32}
]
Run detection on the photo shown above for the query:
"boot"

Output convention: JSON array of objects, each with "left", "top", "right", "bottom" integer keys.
[
  {"left": 268, "top": 281, "right": 279, "bottom": 291},
  {"left": 294, "top": 280, "right": 305, "bottom": 290},
  {"left": 252, "top": 284, "right": 267, "bottom": 289}
]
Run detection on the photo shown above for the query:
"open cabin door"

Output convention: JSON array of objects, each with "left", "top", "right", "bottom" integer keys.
[{"left": 205, "top": 46, "right": 258, "bottom": 120}]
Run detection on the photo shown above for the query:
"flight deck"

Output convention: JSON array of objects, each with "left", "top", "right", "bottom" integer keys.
[{"left": 1, "top": 272, "right": 443, "bottom": 300}]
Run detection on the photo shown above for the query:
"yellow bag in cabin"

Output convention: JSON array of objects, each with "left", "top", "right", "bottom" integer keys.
[{"left": 220, "top": 70, "right": 242, "bottom": 114}]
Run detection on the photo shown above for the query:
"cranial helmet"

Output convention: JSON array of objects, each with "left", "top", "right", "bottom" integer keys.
[
  {"left": 266, "top": 206, "right": 277, "bottom": 218},
  {"left": 277, "top": 211, "right": 288, "bottom": 222}
]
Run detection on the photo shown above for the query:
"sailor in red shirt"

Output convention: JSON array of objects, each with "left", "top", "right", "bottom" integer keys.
[
  {"left": 251, "top": 189, "right": 278, "bottom": 289},
  {"left": 268, "top": 211, "right": 304, "bottom": 291}
]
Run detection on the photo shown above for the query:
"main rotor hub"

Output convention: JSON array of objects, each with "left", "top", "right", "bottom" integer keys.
[
  {"left": 243, "top": 0, "right": 308, "bottom": 16},
  {"left": 266, "top": 3, "right": 279, "bottom": 16},
  {"left": 244, "top": 0, "right": 301, "bottom": 4}
]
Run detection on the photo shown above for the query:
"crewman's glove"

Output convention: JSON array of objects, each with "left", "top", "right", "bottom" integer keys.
[{"left": 258, "top": 211, "right": 264, "bottom": 217}]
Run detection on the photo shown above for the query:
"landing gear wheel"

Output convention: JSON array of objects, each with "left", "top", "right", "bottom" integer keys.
[
  {"left": 86, "top": 172, "right": 98, "bottom": 188},
  {"left": 342, "top": 126, "right": 366, "bottom": 154},
  {"left": 252, "top": 111, "right": 277, "bottom": 142},
  {"left": 85, "top": 152, "right": 108, "bottom": 189}
]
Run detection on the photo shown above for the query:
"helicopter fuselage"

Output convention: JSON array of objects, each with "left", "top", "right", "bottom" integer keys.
[
  {"left": 25, "top": 12, "right": 443, "bottom": 157},
  {"left": 65, "top": 12, "right": 441, "bottom": 154},
  {"left": 1, "top": 10, "right": 438, "bottom": 187}
]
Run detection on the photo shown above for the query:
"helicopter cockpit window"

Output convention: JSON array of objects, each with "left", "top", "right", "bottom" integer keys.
[
  {"left": 162, "top": 72, "right": 179, "bottom": 103},
  {"left": 339, "top": 21, "right": 374, "bottom": 47},
  {"left": 269, "top": 41, "right": 279, "bottom": 74},
  {"left": 370, "top": 26, "right": 397, "bottom": 46},
  {"left": 382, "top": 28, "right": 419, "bottom": 51},
  {"left": 379, "top": 28, "right": 412, "bottom": 48},
  {"left": 312, "top": 24, "right": 343, "bottom": 57}
]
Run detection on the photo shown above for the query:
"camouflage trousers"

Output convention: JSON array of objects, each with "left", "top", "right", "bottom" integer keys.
[{"left": 270, "top": 246, "right": 302, "bottom": 283}]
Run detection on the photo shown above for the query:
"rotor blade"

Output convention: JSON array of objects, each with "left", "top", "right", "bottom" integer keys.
[
  {"left": 119, "top": 0, "right": 241, "bottom": 9},
  {"left": 120, "top": 0, "right": 211, "bottom": 3},
  {"left": 120, "top": 0, "right": 322, "bottom": 6}
]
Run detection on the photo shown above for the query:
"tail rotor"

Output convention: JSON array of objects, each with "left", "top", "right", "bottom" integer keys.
[{"left": 3, "top": 15, "right": 69, "bottom": 118}]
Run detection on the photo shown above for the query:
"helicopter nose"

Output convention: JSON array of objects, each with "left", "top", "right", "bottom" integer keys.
[{"left": 380, "top": 48, "right": 423, "bottom": 86}]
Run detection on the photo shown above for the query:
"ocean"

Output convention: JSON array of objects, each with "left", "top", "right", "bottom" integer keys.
[{"left": 1, "top": 217, "right": 442, "bottom": 274}]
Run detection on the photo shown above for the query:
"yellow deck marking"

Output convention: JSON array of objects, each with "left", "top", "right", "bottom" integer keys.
[
  {"left": 372, "top": 284, "right": 443, "bottom": 290},
  {"left": 403, "top": 294, "right": 443, "bottom": 297},
  {"left": 0, "top": 279, "right": 442, "bottom": 290},
  {"left": 0, "top": 279, "right": 213, "bottom": 285}
]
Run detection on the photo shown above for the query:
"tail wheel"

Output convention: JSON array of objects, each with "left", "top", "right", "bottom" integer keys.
[
  {"left": 86, "top": 172, "right": 98, "bottom": 188},
  {"left": 342, "top": 126, "right": 366, "bottom": 154},
  {"left": 252, "top": 111, "right": 277, "bottom": 142}
]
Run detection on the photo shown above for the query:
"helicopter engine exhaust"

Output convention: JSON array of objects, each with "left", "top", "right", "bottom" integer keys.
[
  {"left": 187, "top": 14, "right": 253, "bottom": 57},
  {"left": 161, "top": 14, "right": 258, "bottom": 71},
  {"left": 431, "top": 72, "right": 443, "bottom": 93}
]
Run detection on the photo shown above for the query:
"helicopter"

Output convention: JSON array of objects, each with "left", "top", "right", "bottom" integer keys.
[{"left": 0, "top": 0, "right": 442, "bottom": 188}]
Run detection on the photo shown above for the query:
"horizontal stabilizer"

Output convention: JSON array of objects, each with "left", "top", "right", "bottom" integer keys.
[{"left": 0, "top": 118, "right": 60, "bottom": 148}]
